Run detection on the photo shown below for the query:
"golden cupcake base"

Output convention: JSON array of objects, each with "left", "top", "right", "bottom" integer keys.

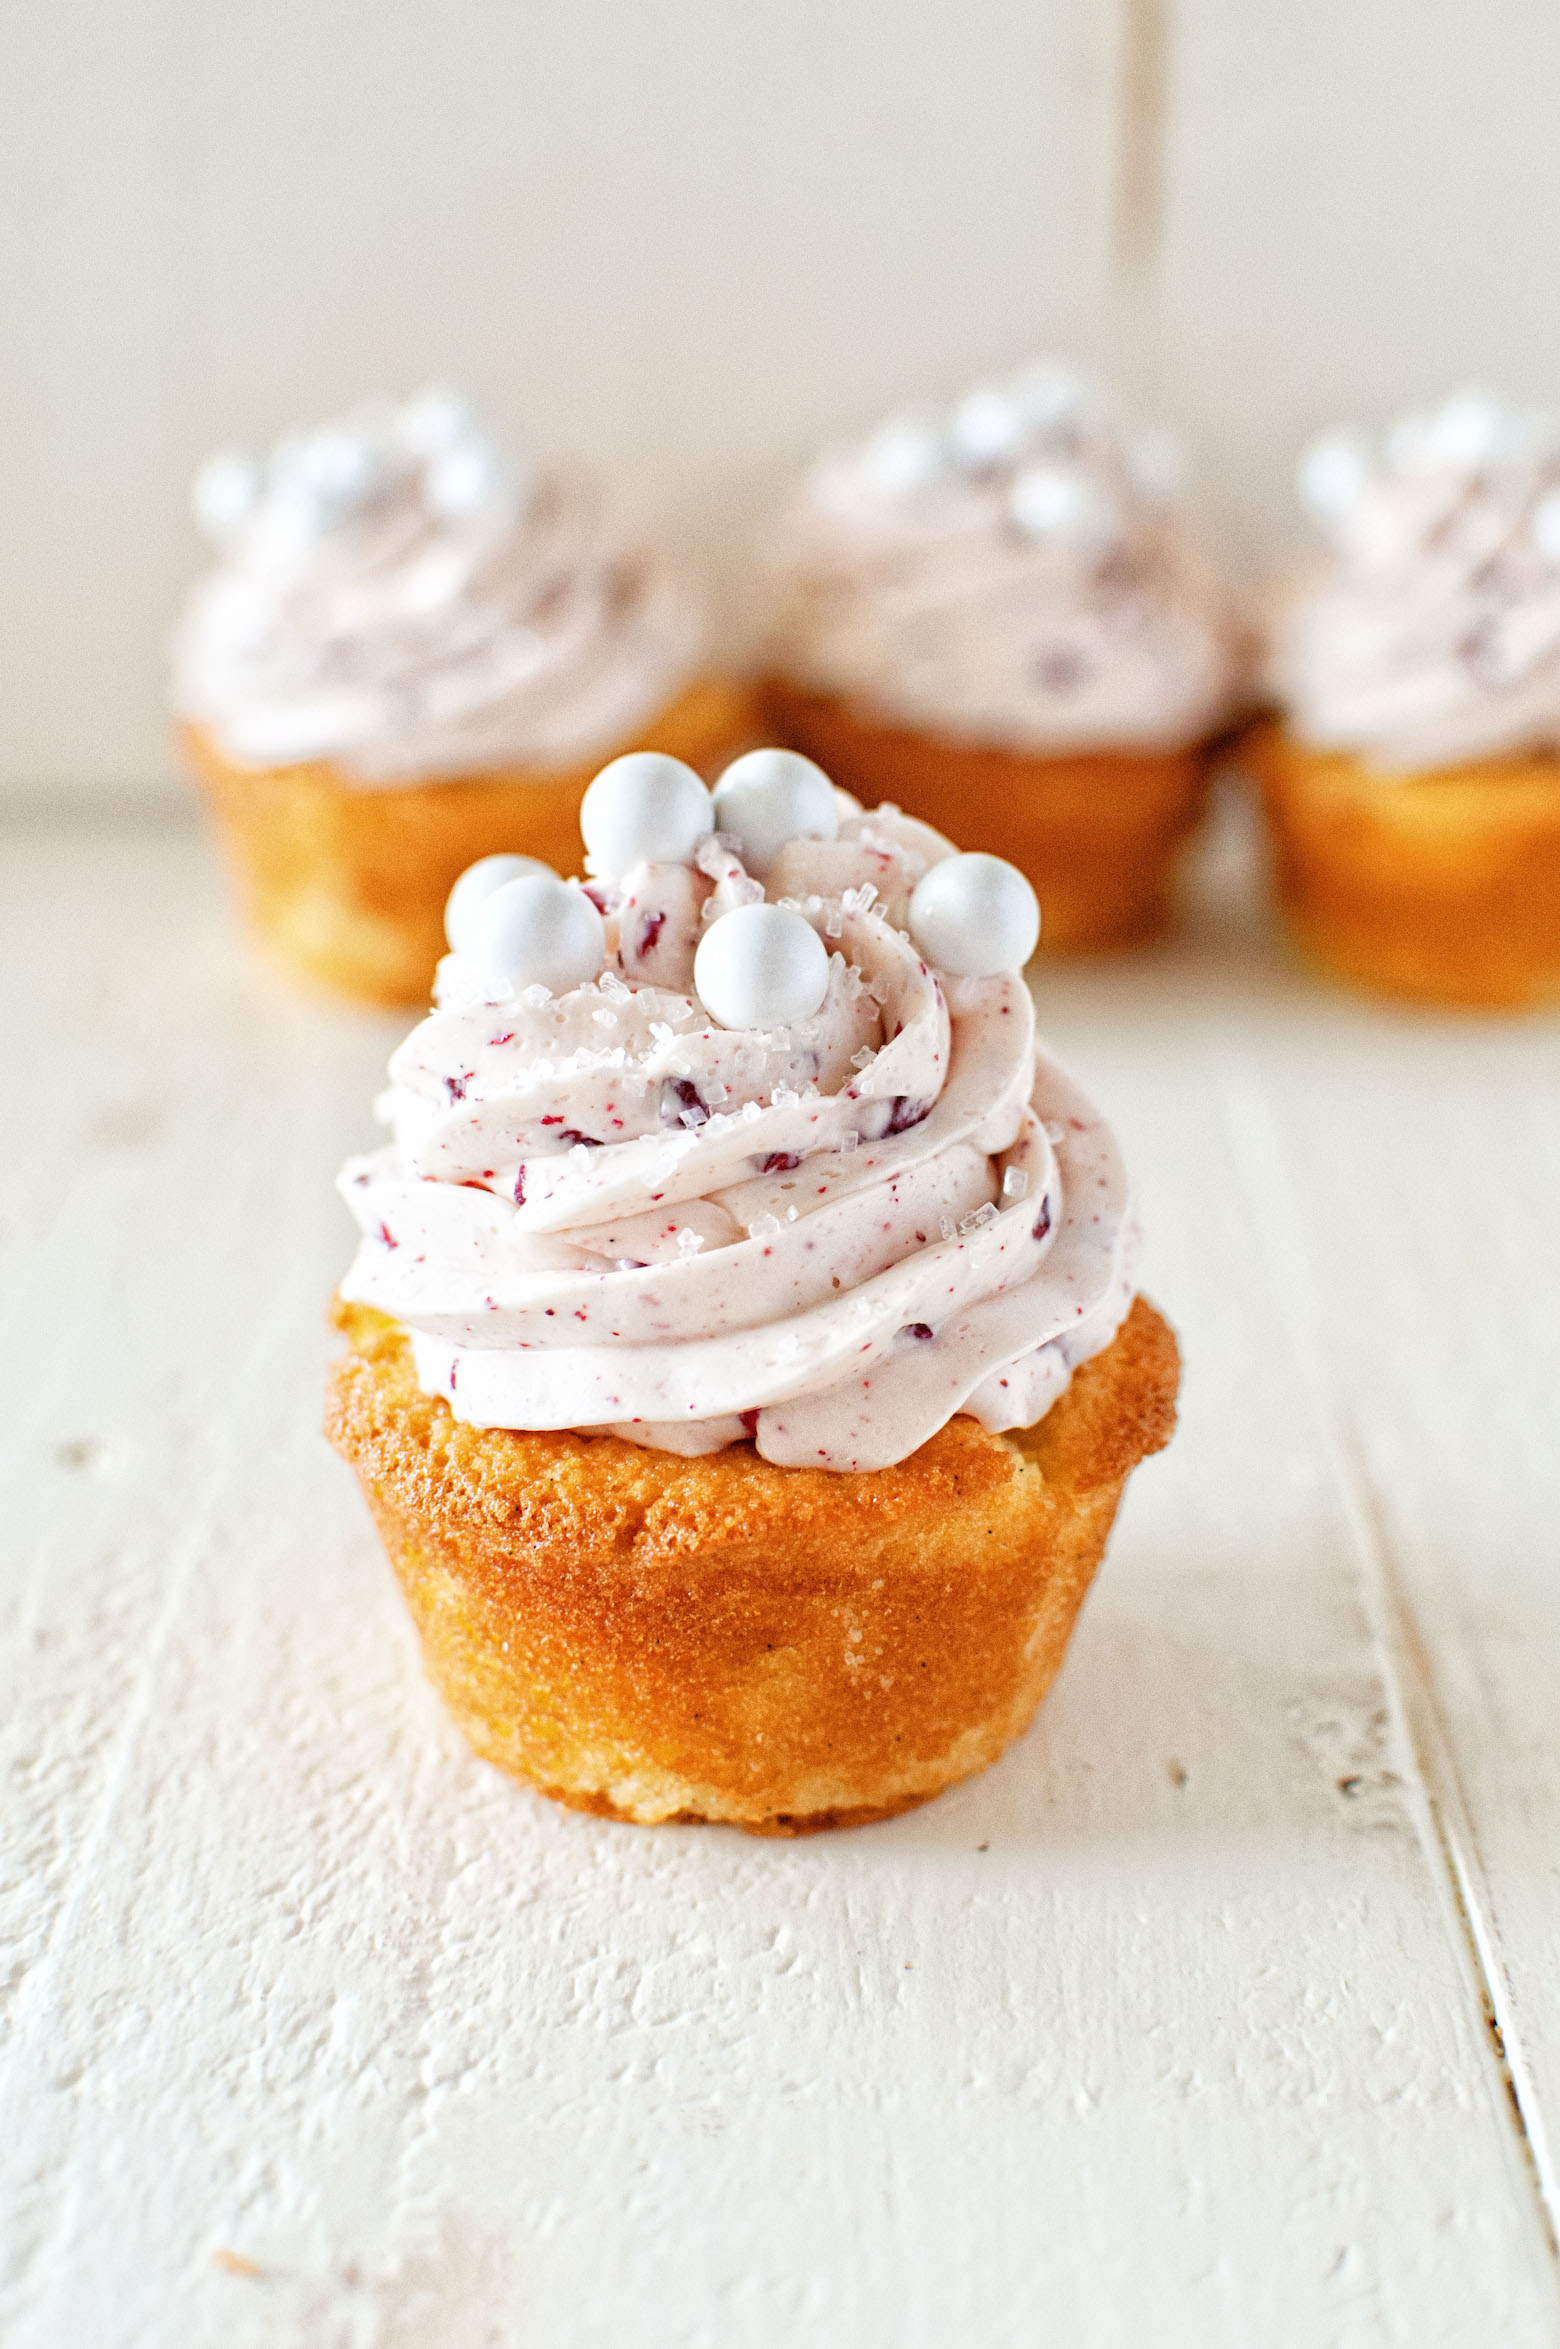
[
  {"left": 1245, "top": 719, "right": 1560, "bottom": 1010},
  {"left": 324, "top": 1295, "right": 1179, "bottom": 1835},
  {"left": 761, "top": 678, "right": 1214, "bottom": 953},
  {"left": 182, "top": 677, "right": 759, "bottom": 1008}
]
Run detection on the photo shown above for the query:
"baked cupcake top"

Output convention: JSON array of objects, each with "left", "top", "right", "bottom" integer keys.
[
  {"left": 1269, "top": 388, "right": 1560, "bottom": 771},
  {"left": 169, "top": 390, "right": 702, "bottom": 783},
  {"left": 764, "top": 361, "right": 1242, "bottom": 754},
  {"left": 338, "top": 749, "right": 1137, "bottom": 1473}
]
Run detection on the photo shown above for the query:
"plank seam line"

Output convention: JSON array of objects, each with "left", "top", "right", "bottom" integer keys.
[
  {"left": 1343, "top": 1447, "right": 1560, "bottom": 2267},
  {"left": 1111, "top": 0, "right": 1168, "bottom": 291},
  {"left": 1212, "top": 1034, "right": 1560, "bottom": 2293}
]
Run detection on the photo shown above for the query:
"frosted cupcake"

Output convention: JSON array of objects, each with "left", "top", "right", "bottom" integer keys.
[
  {"left": 171, "top": 390, "right": 753, "bottom": 1006},
  {"left": 325, "top": 745, "right": 1179, "bottom": 1832},
  {"left": 1252, "top": 388, "right": 1560, "bottom": 1007},
  {"left": 761, "top": 362, "right": 1244, "bottom": 952}
]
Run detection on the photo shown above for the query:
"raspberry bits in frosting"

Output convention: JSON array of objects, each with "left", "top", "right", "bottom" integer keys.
[
  {"left": 172, "top": 388, "right": 702, "bottom": 783},
  {"left": 766, "top": 360, "right": 1243, "bottom": 754},
  {"left": 1271, "top": 386, "right": 1560, "bottom": 771}
]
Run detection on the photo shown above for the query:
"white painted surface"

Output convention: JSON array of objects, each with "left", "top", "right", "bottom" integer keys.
[
  {"left": 8, "top": 2, "right": 1560, "bottom": 796},
  {"left": 2, "top": 805, "right": 1559, "bottom": 2347}
]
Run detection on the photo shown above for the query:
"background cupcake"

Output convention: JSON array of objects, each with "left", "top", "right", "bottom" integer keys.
[
  {"left": 1251, "top": 387, "right": 1560, "bottom": 1007},
  {"left": 171, "top": 389, "right": 754, "bottom": 1006},
  {"left": 760, "top": 362, "right": 1245, "bottom": 953}
]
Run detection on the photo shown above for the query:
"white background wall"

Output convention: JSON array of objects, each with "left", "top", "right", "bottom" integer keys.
[{"left": 4, "top": 0, "right": 1560, "bottom": 798}]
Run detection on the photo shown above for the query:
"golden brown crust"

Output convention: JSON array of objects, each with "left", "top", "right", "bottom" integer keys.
[
  {"left": 760, "top": 676, "right": 1215, "bottom": 953},
  {"left": 181, "top": 676, "right": 760, "bottom": 1008},
  {"left": 324, "top": 1294, "right": 1180, "bottom": 1832},
  {"left": 1245, "top": 717, "right": 1560, "bottom": 1009}
]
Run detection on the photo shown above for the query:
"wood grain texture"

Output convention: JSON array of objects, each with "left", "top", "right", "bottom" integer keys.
[{"left": 1, "top": 804, "right": 1558, "bottom": 2345}]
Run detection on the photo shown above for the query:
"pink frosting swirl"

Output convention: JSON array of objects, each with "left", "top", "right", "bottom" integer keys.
[
  {"left": 765, "top": 363, "right": 1242, "bottom": 754},
  {"left": 1270, "top": 389, "right": 1560, "bottom": 770},
  {"left": 170, "top": 393, "right": 702, "bottom": 783},
  {"left": 338, "top": 797, "right": 1136, "bottom": 1472}
]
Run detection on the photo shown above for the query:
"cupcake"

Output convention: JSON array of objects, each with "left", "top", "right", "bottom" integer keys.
[
  {"left": 171, "top": 389, "right": 753, "bottom": 1006},
  {"left": 325, "top": 745, "right": 1180, "bottom": 1832},
  {"left": 1251, "top": 387, "right": 1560, "bottom": 1008},
  {"left": 760, "top": 362, "right": 1244, "bottom": 952}
]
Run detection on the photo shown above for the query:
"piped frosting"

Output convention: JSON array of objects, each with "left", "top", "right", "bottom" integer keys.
[
  {"left": 336, "top": 763, "right": 1135, "bottom": 1473},
  {"left": 1269, "top": 386, "right": 1560, "bottom": 771},
  {"left": 765, "top": 361, "right": 1242, "bottom": 754},
  {"left": 170, "top": 390, "right": 702, "bottom": 784}
]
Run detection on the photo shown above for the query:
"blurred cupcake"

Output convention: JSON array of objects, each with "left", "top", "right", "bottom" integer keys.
[
  {"left": 172, "top": 389, "right": 754, "bottom": 1005},
  {"left": 760, "top": 362, "right": 1245, "bottom": 952},
  {"left": 1251, "top": 388, "right": 1560, "bottom": 1008}
]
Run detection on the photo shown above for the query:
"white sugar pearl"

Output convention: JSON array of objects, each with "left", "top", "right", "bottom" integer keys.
[
  {"left": 444, "top": 852, "right": 554, "bottom": 955},
  {"left": 425, "top": 436, "right": 526, "bottom": 522},
  {"left": 398, "top": 386, "right": 482, "bottom": 456},
  {"left": 259, "top": 483, "right": 331, "bottom": 549},
  {"left": 1009, "top": 464, "right": 1120, "bottom": 552},
  {"left": 262, "top": 428, "right": 386, "bottom": 544},
  {"left": 580, "top": 752, "right": 713, "bottom": 877},
  {"left": 293, "top": 428, "right": 386, "bottom": 515},
  {"left": 712, "top": 749, "right": 839, "bottom": 875},
  {"left": 1298, "top": 430, "right": 1373, "bottom": 526},
  {"left": 470, "top": 873, "right": 605, "bottom": 995},
  {"left": 1415, "top": 387, "right": 1512, "bottom": 473},
  {"left": 1531, "top": 490, "right": 1560, "bottom": 562},
  {"left": 908, "top": 854, "right": 1040, "bottom": 977},
  {"left": 1010, "top": 362, "right": 1092, "bottom": 436},
  {"left": 950, "top": 385, "right": 1025, "bottom": 468},
  {"left": 694, "top": 904, "right": 830, "bottom": 1031},
  {"left": 192, "top": 447, "right": 263, "bottom": 540},
  {"left": 1386, "top": 390, "right": 1523, "bottom": 478},
  {"left": 857, "top": 414, "right": 948, "bottom": 498}
]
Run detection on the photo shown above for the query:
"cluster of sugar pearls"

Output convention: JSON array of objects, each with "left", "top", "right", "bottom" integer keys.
[
  {"left": 441, "top": 747, "right": 1042, "bottom": 1022},
  {"left": 190, "top": 385, "right": 529, "bottom": 550},
  {"left": 1298, "top": 387, "right": 1560, "bottom": 554},
  {"left": 841, "top": 358, "right": 1187, "bottom": 560}
]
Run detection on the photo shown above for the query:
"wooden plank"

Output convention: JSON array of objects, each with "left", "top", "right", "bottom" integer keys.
[
  {"left": 1195, "top": 842, "right": 1560, "bottom": 2246},
  {"left": 2, "top": 813, "right": 1558, "bottom": 2344}
]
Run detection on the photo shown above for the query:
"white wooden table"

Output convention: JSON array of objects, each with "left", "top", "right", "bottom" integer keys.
[{"left": 3, "top": 798, "right": 1558, "bottom": 2349}]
